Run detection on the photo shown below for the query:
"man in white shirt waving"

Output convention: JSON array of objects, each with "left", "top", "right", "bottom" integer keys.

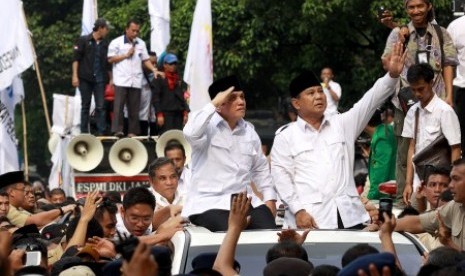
[
  {"left": 271, "top": 42, "right": 406, "bottom": 229},
  {"left": 183, "top": 75, "right": 277, "bottom": 232}
]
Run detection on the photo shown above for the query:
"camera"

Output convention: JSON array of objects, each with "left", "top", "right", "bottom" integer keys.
[
  {"left": 378, "top": 198, "right": 393, "bottom": 223},
  {"left": 115, "top": 231, "right": 139, "bottom": 262},
  {"left": 23, "top": 244, "right": 42, "bottom": 267},
  {"left": 378, "top": 6, "right": 385, "bottom": 18}
]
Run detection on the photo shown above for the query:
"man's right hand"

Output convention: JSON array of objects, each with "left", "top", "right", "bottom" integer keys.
[
  {"left": 295, "top": 210, "right": 318, "bottom": 229},
  {"left": 72, "top": 75, "right": 79, "bottom": 87},
  {"left": 403, "top": 184, "right": 413, "bottom": 205},
  {"left": 126, "top": 46, "right": 135, "bottom": 58},
  {"left": 211, "top": 86, "right": 235, "bottom": 108}
]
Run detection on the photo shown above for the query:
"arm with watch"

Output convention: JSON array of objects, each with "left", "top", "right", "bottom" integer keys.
[{"left": 24, "top": 203, "right": 76, "bottom": 228}]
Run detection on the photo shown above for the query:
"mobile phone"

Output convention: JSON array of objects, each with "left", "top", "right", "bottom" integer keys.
[
  {"left": 24, "top": 251, "right": 42, "bottom": 266},
  {"left": 378, "top": 198, "right": 393, "bottom": 223},
  {"left": 378, "top": 6, "right": 385, "bottom": 18}
]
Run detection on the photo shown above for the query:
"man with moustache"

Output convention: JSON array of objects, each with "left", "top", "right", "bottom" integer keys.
[{"left": 271, "top": 42, "right": 406, "bottom": 229}]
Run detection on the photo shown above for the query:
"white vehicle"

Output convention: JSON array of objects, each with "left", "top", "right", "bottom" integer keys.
[{"left": 171, "top": 226, "right": 427, "bottom": 276}]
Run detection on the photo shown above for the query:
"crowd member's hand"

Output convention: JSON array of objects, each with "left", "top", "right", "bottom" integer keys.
[
  {"left": 169, "top": 204, "right": 183, "bottom": 217},
  {"left": 403, "top": 185, "right": 413, "bottom": 206},
  {"left": 363, "top": 224, "right": 380, "bottom": 232},
  {"left": 379, "top": 213, "right": 396, "bottom": 240},
  {"left": 277, "top": 228, "right": 310, "bottom": 245},
  {"left": 379, "top": 10, "right": 397, "bottom": 29},
  {"left": 61, "top": 203, "right": 77, "bottom": 215},
  {"left": 157, "top": 116, "right": 165, "bottom": 127},
  {"left": 415, "top": 185, "right": 426, "bottom": 200},
  {"left": 357, "top": 263, "right": 392, "bottom": 276},
  {"left": 153, "top": 70, "right": 165, "bottom": 79},
  {"left": 81, "top": 190, "right": 102, "bottom": 222},
  {"left": 387, "top": 42, "right": 407, "bottom": 78},
  {"left": 72, "top": 75, "right": 79, "bottom": 87},
  {"left": 398, "top": 26, "right": 410, "bottom": 45},
  {"left": 87, "top": 236, "right": 116, "bottom": 259},
  {"left": 211, "top": 86, "right": 235, "bottom": 108},
  {"left": 265, "top": 200, "right": 277, "bottom": 218},
  {"left": 126, "top": 46, "right": 135, "bottom": 58},
  {"left": 365, "top": 203, "right": 379, "bottom": 224},
  {"left": 121, "top": 242, "right": 158, "bottom": 276},
  {"left": 8, "top": 249, "right": 25, "bottom": 273},
  {"left": 156, "top": 216, "right": 184, "bottom": 242},
  {"left": 295, "top": 210, "right": 318, "bottom": 229},
  {"left": 229, "top": 192, "right": 251, "bottom": 231},
  {"left": 436, "top": 212, "right": 453, "bottom": 246}
]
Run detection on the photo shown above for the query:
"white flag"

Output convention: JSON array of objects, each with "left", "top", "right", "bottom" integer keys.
[
  {"left": 49, "top": 94, "right": 76, "bottom": 198},
  {"left": 0, "top": 0, "right": 35, "bottom": 90},
  {"left": 82, "top": 0, "right": 98, "bottom": 35},
  {"left": 0, "top": 76, "right": 24, "bottom": 174},
  {"left": 183, "top": 0, "right": 213, "bottom": 112},
  {"left": 149, "top": 0, "right": 170, "bottom": 56}
]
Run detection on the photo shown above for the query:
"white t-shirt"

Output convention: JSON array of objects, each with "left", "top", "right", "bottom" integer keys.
[{"left": 447, "top": 16, "right": 465, "bottom": 88}]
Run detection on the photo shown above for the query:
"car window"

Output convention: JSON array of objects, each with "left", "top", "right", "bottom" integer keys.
[{"left": 183, "top": 242, "right": 422, "bottom": 276}]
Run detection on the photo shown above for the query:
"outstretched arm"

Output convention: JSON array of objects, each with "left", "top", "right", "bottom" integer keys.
[{"left": 213, "top": 192, "right": 250, "bottom": 276}]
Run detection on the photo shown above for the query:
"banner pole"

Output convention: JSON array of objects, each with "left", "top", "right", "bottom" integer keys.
[{"left": 21, "top": 100, "right": 29, "bottom": 181}]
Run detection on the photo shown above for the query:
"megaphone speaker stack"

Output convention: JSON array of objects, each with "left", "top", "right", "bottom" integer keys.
[
  {"left": 155, "top": 129, "right": 192, "bottom": 164},
  {"left": 109, "top": 138, "right": 148, "bottom": 176},
  {"left": 66, "top": 134, "right": 104, "bottom": 172}
]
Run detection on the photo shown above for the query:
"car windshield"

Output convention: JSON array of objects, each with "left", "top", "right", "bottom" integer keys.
[{"left": 184, "top": 242, "right": 423, "bottom": 276}]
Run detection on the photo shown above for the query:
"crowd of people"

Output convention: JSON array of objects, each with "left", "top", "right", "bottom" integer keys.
[
  {"left": 2, "top": 0, "right": 465, "bottom": 275},
  {"left": 73, "top": 18, "right": 189, "bottom": 137}
]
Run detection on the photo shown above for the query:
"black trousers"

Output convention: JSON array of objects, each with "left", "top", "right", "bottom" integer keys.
[
  {"left": 455, "top": 86, "right": 465, "bottom": 154},
  {"left": 189, "top": 204, "right": 277, "bottom": 232},
  {"left": 159, "top": 111, "right": 184, "bottom": 135},
  {"left": 337, "top": 209, "right": 364, "bottom": 230}
]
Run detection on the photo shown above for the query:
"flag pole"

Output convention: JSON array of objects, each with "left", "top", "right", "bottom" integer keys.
[
  {"left": 20, "top": 3, "right": 52, "bottom": 136},
  {"left": 21, "top": 100, "right": 29, "bottom": 181}
]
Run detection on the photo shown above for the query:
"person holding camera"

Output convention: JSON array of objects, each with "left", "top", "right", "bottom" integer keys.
[
  {"left": 381, "top": 0, "right": 458, "bottom": 207},
  {"left": 320, "top": 67, "right": 342, "bottom": 115}
]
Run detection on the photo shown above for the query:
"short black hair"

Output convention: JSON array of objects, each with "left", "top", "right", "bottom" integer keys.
[
  {"left": 104, "top": 191, "right": 122, "bottom": 204},
  {"left": 164, "top": 141, "right": 186, "bottom": 157},
  {"left": 50, "top": 188, "right": 66, "bottom": 197},
  {"left": 425, "top": 166, "right": 451, "bottom": 184},
  {"left": 126, "top": 18, "right": 140, "bottom": 28},
  {"left": 266, "top": 241, "right": 309, "bottom": 264},
  {"left": 149, "top": 51, "right": 157, "bottom": 56},
  {"left": 341, "top": 243, "right": 379, "bottom": 267},
  {"left": 406, "top": 63, "right": 435, "bottom": 84},
  {"left": 148, "top": 157, "right": 176, "bottom": 179},
  {"left": 95, "top": 199, "right": 118, "bottom": 222},
  {"left": 426, "top": 246, "right": 465, "bottom": 268},
  {"left": 122, "top": 186, "right": 155, "bottom": 211},
  {"left": 66, "top": 216, "right": 104, "bottom": 242},
  {"left": 453, "top": 158, "right": 465, "bottom": 167},
  {"left": 311, "top": 264, "right": 340, "bottom": 276}
]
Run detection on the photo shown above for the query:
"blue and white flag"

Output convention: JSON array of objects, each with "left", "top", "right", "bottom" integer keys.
[{"left": 0, "top": 76, "right": 24, "bottom": 173}]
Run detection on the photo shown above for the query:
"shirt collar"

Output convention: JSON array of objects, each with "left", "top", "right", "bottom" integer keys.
[
  {"left": 296, "top": 115, "right": 329, "bottom": 132},
  {"left": 407, "top": 22, "right": 434, "bottom": 37},
  {"left": 124, "top": 35, "right": 137, "bottom": 44},
  {"left": 149, "top": 186, "right": 180, "bottom": 205},
  {"left": 420, "top": 93, "right": 439, "bottom": 113},
  {"left": 211, "top": 112, "right": 247, "bottom": 131}
]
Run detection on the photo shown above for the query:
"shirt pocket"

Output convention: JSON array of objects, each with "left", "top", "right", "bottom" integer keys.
[
  {"left": 239, "top": 142, "right": 257, "bottom": 171},
  {"left": 326, "top": 135, "right": 345, "bottom": 162},
  {"left": 425, "top": 125, "right": 440, "bottom": 135}
]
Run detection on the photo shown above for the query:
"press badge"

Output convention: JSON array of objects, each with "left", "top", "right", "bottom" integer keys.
[{"left": 416, "top": 50, "right": 429, "bottom": 64}]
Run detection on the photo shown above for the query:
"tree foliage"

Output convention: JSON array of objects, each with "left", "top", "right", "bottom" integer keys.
[{"left": 19, "top": 0, "right": 455, "bottom": 178}]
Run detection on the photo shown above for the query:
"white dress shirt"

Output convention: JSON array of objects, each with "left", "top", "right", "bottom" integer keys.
[
  {"left": 323, "top": 80, "right": 342, "bottom": 115},
  {"left": 448, "top": 16, "right": 465, "bottom": 88},
  {"left": 402, "top": 94, "right": 461, "bottom": 188},
  {"left": 182, "top": 103, "right": 277, "bottom": 217},
  {"left": 108, "top": 36, "right": 149, "bottom": 88},
  {"left": 115, "top": 212, "right": 153, "bottom": 237},
  {"left": 178, "top": 165, "right": 191, "bottom": 198},
  {"left": 271, "top": 74, "right": 397, "bottom": 229}
]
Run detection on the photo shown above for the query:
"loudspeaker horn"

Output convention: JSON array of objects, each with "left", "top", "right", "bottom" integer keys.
[
  {"left": 155, "top": 129, "right": 191, "bottom": 164},
  {"left": 109, "top": 138, "right": 148, "bottom": 176},
  {"left": 66, "top": 134, "right": 104, "bottom": 172}
]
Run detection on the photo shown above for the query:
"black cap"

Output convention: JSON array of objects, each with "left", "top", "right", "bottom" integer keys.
[
  {"left": 208, "top": 75, "right": 243, "bottom": 99},
  {"left": 42, "top": 223, "right": 68, "bottom": 244},
  {"left": 0, "top": 171, "right": 25, "bottom": 190},
  {"left": 289, "top": 70, "right": 321, "bottom": 98}
]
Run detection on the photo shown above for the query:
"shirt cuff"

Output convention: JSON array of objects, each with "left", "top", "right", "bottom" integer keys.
[
  {"left": 203, "top": 102, "right": 217, "bottom": 114},
  {"left": 262, "top": 189, "right": 277, "bottom": 202},
  {"left": 288, "top": 201, "right": 305, "bottom": 216}
]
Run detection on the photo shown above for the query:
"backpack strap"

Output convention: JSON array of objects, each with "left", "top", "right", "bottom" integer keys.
[{"left": 432, "top": 24, "right": 444, "bottom": 66}]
